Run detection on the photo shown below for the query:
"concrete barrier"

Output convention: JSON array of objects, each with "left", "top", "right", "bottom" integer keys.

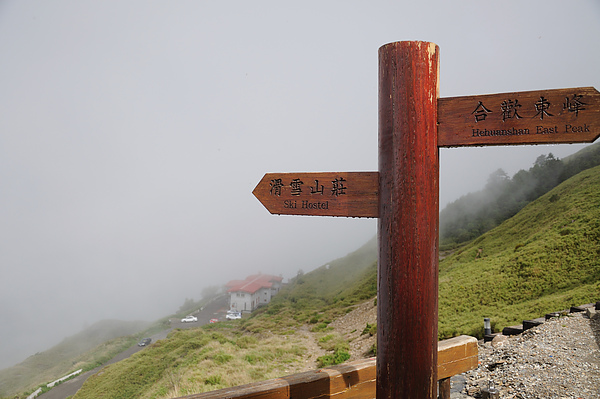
[{"left": 47, "top": 369, "right": 82, "bottom": 388}]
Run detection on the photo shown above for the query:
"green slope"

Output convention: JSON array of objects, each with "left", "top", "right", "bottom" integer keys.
[
  {"left": 440, "top": 141, "right": 600, "bottom": 249},
  {"left": 12, "top": 165, "right": 600, "bottom": 398},
  {"left": 271, "top": 235, "right": 377, "bottom": 312},
  {"left": 72, "top": 238, "right": 379, "bottom": 399},
  {"left": 0, "top": 319, "right": 152, "bottom": 398},
  {"left": 241, "top": 236, "right": 377, "bottom": 333},
  {"left": 438, "top": 165, "right": 600, "bottom": 338}
]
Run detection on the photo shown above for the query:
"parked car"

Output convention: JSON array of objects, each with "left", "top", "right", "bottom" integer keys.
[
  {"left": 137, "top": 338, "right": 152, "bottom": 347},
  {"left": 226, "top": 312, "right": 242, "bottom": 320},
  {"left": 181, "top": 315, "right": 198, "bottom": 323},
  {"left": 209, "top": 318, "right": 219, "bottom": 323}
]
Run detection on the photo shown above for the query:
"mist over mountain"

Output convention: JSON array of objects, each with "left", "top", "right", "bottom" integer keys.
[
  {"left": 0, "top": 319, "right": 151, "bottom": 397},
  {"left": 440, "top": 142, "right": 600, "bottom": 249},
  {"left": 2, "top": 154, "right": 600, "bottom": 398}
]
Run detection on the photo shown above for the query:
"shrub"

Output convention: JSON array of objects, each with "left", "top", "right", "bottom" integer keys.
[
  {"left": 212, "top": 352, "right": 232, "bottom": 365},
  {"left": 316, "top": 347, "right": 351, "bottom": 368},
  {"left": 236, "top": 335, "right": 257, "bottom": 349},
  {"left": 333, "top": 349, "right": 351, "bottom": 364},
  {"left": 205, "top": 375, "right": 222, "bottom": 386},
  {"left": 366, "top": 343, "right": 377, "bottom": 357},
  {"left": 318, "top": 334, "right": 335, "bottom": 343},
  {"left": 311, "top": 322, "right": 331, "bottom": 332},
  {"left": 316, "top": 354, "right": 335, "bottom": 367},
  {"left": 361, "top": 323, "right": 376, "bottom": 337}
]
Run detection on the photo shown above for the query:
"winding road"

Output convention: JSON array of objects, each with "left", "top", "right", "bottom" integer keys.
[{"left": 38, "top": 295, "right": 229, "bottom": 399}]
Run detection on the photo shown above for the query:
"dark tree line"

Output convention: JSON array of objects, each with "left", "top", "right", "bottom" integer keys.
[{"left": 440, "top": 143, "right": 600, "bottom": 249}]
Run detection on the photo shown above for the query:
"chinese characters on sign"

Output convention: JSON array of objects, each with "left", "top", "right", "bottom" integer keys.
[
  {"left": 269, "top": 178, "right": 283, "bottom": 196},
  {"left": 500, "top": 99, "right": 522, "bottom": 121},
  {"left": 255, "top": 87, "right": 600, "bottom": 215},
  {"left": 270, "top": 177, "right": 348, "bottom": 211},
  {"left": 253, "top": 172, "right": 378, "bottom": 218},
  {"left": 472, "top": 101, "right": 492, "bottom": 122},
  {"left": 472, "top": 94, "right": 587, "bottom": 123},
  {"left": 564, "top": 94, "right": 586, "bottom": 116},
  {"left": 438, "top": 87, "right": 600, "bottom": 147},
  {"left": 271, "top": 177, "right": 348, "bottom": 197}
]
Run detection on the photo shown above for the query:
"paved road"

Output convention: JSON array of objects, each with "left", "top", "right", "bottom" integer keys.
[{"left": 38, "top": 295, "right": 229, "bottom": 399}]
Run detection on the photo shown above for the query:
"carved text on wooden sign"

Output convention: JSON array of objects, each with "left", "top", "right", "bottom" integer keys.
[
  {"left": 253, "top": 172, "right": 378, "bottom": 218},
  {"left": 438, "top": 86, "right": 600, "bottom": 147}
]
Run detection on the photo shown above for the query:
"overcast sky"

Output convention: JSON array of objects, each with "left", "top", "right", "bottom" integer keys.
[{"left": 1, "top": 1, "right": 598, "bottom": 370}]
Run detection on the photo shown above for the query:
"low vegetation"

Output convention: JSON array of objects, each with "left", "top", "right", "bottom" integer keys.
[
  {"left": 74, "top": 326, "right": 307, "bottom": 398},
  {"left": 438, "top": 165, "right": 600, "bottom": 338},
  {"left": 0, "top": 319, "right": 154, "bottom": 398},
  {"left": 73, "top": 161, "right": 600, "bottom": 396},
  {"left": 4, "top": 147, "right": 600, "bottom": 399},
  {"left": 246, "top": 237, "right": 377, "bottom": 330},
  {"left": 440, "top": 141, "right": 600, "bottom": 250},
  {"left": 71, "top": 239, "right": 379, "bottom": 398}
]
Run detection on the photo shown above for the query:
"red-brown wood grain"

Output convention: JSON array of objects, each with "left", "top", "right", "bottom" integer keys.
[
  {"left": 438, "top": 87, "right": 600, "bottom": 147},
  {"left": 253, "top": 172, "right": 379, "bottom": 218},
  {"left": 377, "top": 41, "right": 440, "bottom": 399}
]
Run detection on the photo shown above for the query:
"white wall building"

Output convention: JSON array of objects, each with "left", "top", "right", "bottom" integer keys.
[{"left": 226, "top": 274, "right": 283, "bottom": 312}]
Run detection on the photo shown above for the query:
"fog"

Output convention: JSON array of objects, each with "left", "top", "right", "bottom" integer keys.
[{"left": 0, "top": 1, "right": 598, "bottom": 370}]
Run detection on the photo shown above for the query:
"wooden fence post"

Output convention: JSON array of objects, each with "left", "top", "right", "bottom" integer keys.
[{"left": 377, "top": 41, "right": 440, "bottom": 398}]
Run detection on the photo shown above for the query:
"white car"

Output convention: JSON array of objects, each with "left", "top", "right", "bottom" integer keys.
[
  {"left": 226, "top": 312, "right": 242, "bottom": 320},
  {"left": 181, "top": 315, "right": 198, "bottom": 323}
]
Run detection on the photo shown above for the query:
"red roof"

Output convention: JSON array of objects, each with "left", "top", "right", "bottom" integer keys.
[{"left": 226, "top": 274, "right": 282, "bottom": 294}]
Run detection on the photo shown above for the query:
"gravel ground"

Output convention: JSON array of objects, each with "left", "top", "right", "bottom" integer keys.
[
  {"left": 330, "top": 299, "right": 378, "bottom": 360},
  {"left": 330, "top": 301, "right": 600, "bottom": 399},
  {"left": 456, "top": 310, "right": 600, "bottom": 399}
]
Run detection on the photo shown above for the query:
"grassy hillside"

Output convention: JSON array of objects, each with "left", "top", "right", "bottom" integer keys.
[
  {"left": 260, "top": 235, "right": 377, "bottom": 320},
  {"left": 438, "top": 165, "right": 600, "bottom": 338},
  {"left": 72, "top": 324, "right": 309, "bottom": 398},
  {"left": 7, "top": 164, "right": 600, "bottom": 399},
  {"left": 0, "top": 319, "right": 155, "bottom": 398},
  {"left": 72, "top": 238, "right": 378, "bottom": 399},
  {"left": 440, "top": 141, "right": 600, "bottom": 249},
  {"left": 73, "top": 166, "right": 600, "bottom": 398}
]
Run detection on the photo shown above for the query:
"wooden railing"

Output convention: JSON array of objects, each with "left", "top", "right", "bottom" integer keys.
[{"left": 179, "top": 335, "right": 478, "bottom": 399}]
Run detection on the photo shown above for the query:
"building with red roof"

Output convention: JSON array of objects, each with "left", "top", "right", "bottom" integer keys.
[{"left": 226, "top": 274, "right": 283, "bottom": 312}]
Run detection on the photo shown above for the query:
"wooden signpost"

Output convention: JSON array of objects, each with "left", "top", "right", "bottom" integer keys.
[
  {"left": 253, "top": 41, "right": 600, "bottom": 399},
  {"left": 438, "top": 86, "right": 600, "bottom": 147},
  {"left": 253, "top": 172, "right": 379, "bottom": 218}
]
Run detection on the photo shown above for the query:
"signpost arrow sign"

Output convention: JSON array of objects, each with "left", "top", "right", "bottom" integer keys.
[
  {"left": 252, "top": 172, "right": 378, "bottom": 218},
  {"left": 438, "top": 86, "right": 600, "bottom": 147},
  {"left": 253, "top": 41, "right": 600, "bottom": 399}
]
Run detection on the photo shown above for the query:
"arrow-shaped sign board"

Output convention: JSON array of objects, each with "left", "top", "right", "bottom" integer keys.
[
  {"left": 253, "top": 40, "right": 600, "bottom": 399},
  {"left": 252, "top": 172, "right": 378, "bottom": 218},
  {"left": 255, "top": 87, "right": 600, "bottom": 218},
  {"left": 438, "top": 86, "right": 600, "bottom": 147}
]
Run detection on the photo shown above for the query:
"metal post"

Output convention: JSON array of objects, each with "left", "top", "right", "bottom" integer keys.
[{"left": 377, "top": 41, "right": 440, "bottom": 398}]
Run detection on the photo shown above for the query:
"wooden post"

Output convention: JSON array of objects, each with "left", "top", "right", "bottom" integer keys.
[
  {"left": 439, "top": 378, "right": 451, "bottom": 399},
  {"left": 377, "top": 41, "right": 440, "bottom": 398},
  {"left": 255, "top": 39, "right": 599, "bottom": 399}
]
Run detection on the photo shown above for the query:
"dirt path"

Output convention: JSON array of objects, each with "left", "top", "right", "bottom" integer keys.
[
  {"left": 329, "top": 300, "right": 377, "bottom": 360},
  {"left": 294, "top": 325, "right": 328, "bottom": 371},
  {"left": 281, "top": 300, "right": 378, "bottom": 376}
]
